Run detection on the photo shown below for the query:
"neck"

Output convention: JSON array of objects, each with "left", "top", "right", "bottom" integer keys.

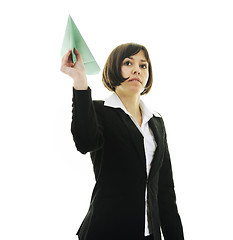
[{"left": 115, "top": 91, "right": 142, "bottom": 126}]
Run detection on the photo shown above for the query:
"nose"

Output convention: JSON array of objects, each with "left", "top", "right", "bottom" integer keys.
[{"left": 132, "top": 64, "right": 141, "bottom": 75}]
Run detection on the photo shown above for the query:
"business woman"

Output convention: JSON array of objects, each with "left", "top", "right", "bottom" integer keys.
[{"left": 60, "top": 43, "right": 184, "bottom": 240}]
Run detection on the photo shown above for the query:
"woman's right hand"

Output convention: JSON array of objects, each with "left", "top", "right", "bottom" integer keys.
[{"left": 60, "top": 48, "right": 88, "bottom": 90}]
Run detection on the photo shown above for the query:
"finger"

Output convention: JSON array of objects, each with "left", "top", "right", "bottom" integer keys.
[
  {"left": 73, "top": 48, "right": 85, "bottom": 69},
  {"left": 74, "top": 48, "right": 80, "bottom": 55},
  {"left": 61, "top": 51, "right": 76, "bottom": 69},
  {"left": 61, "top": 50, "right": 72, "bottom": 65},
  {"left": 74, "top": 48, "right": 83, "bottom": 62},
  {"left": 68, "top": 51, "right": 74, "bottom": 64},
  {"left": 60, "top": 64, "right": 74, "bottom": 75}
]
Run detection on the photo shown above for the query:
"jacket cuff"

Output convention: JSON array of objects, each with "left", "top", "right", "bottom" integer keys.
[{"left": 73, "top": 86, "right": 91, "bottom": 100}]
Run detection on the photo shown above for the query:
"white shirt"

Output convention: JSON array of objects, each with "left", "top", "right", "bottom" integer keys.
[{"left": 104, "top": 92, "right": 157, "bottom": 236}]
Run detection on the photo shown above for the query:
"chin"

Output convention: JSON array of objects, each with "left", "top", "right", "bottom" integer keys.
[
  {"left": 116, "top": 84, "right": 144, "bottom": 96},
  {"left": 128, "top": 86, "right": 144, "bottom": 95}
]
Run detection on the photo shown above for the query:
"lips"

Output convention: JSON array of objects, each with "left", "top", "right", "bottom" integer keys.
[{"left": 128, "top": 78, "right": 142, "bottom": 84}]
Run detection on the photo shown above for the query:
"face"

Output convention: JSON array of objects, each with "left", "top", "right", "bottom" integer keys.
[{"left": 116, "top": 50, "right": 149, "bottom": 96}]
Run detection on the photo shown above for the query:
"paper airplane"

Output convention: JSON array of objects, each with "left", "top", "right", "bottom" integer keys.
[{"left": 61, "top": 15, "right": 100, "bottom": 75}]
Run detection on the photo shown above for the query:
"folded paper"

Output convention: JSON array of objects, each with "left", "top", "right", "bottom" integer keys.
[{"left": 61, "top": 15, "right": 100, "bottom": 75}]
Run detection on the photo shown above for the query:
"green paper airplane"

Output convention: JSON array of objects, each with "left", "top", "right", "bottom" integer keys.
[{"left": 61, "top": 15, "right": 100, "bottom": 75}]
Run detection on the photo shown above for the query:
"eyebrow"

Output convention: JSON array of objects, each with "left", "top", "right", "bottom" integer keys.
[{"left": 128, "top": 56, "right": 148, "bottom": 62}]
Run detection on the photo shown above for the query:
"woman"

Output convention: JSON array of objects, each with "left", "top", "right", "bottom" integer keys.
[{"left": 60, "top": 43, "right": 184, "bottom": 240}]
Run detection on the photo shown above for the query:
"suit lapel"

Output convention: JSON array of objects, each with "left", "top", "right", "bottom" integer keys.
[
  {"left": 115, "top": 108, "right": 147, "bottom": 173},
  {"left": 148, "top": 117, "right": 165, "bottom": 178},
  {"left": 112, "top": 108, "right": 165, "bottom": 177}
]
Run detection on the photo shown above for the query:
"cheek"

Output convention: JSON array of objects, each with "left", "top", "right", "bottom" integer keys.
[
  {"left": 143, "top": 72, "right": 149, "bottom": 85},
  {"left": 121, "top": 66, "right": 129, "bottom": 78}
]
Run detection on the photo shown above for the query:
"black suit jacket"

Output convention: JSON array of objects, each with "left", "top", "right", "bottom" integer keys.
[{"left": 71, "top": 88, "right": 184, "bottom": 240}]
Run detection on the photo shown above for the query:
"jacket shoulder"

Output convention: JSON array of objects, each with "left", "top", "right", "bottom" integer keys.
[
  {"left": 93, "top": 100, "right": 104, "bottom": 106},
  {"left": 152, "top": 111, "right": 162, "bottom": 118},
  {"left": 93, "top": 100, "right": 105, "bottom": 112},
  {"left": 152, "top": 110, "right": 162, "bottom": 118}
]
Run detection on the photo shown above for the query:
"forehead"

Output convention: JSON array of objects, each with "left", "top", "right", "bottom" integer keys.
[{"left": 126, "top": 50, "right": 147, "bottom": 61}]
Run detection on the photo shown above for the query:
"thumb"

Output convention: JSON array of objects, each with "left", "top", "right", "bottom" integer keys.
[{"left": 73, "top": 48, "right": 84, "bottom": 65}]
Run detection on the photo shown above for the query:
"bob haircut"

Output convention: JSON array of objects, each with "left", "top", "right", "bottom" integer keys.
[{"left": 102, "top": 43, "right": 153, "bottom": 95}]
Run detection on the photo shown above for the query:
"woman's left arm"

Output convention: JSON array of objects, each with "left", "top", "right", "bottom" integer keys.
[{"left": 158, "top": 119, "right": 185, "bottom": 240}]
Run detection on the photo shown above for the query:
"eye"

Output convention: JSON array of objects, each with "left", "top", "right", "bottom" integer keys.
[
  {"left": 140, "top": 64, "right": 148, "bottom": 69},
  {"left": 123, "top": 60, "right": 132, "bottom": 66}
]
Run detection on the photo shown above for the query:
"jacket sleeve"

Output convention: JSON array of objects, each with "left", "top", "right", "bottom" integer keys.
[
  {"left": 71, "top": 87, "right": 104, "bottom": 154},
  {"left": 158, "top": 118, "right": 184, "bottom": 240}
]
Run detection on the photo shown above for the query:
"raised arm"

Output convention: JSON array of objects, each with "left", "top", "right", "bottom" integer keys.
[{"left": 60, "top": 49, "right": 104, "bottom": 154}]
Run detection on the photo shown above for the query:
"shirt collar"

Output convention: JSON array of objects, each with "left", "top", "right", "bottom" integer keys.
[{"left": 104, "top": 92, "right": 154, "bottom": 124}]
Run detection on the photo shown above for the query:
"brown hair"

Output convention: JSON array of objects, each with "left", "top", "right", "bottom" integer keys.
[{"left": 102, "top": 43, "right": 153, "bottom": 95}]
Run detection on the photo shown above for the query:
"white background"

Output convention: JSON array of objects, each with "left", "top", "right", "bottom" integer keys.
[{"left": 0, "top": 0, "right": 233, "bottom": 239}]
